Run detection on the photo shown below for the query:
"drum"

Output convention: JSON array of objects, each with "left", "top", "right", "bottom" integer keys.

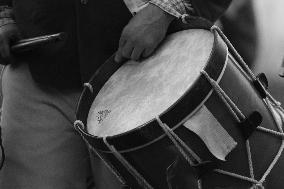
[{"left": 75, "top": 27, "right": 284, "bottom": 189}]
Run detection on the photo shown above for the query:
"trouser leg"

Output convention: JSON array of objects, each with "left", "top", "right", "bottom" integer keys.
[
  {"left": 0, "top": 63, "right": 91, "bottom": 189},
  {"left": 90, "top": 150, "right": 124, "bottom": 189}
]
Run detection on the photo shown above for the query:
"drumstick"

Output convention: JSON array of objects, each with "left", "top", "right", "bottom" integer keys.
[{"left": 10, "top": 32, "right": 66, "bottom": 53}]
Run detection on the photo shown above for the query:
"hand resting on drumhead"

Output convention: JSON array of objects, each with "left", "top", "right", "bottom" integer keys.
[{"left": 115, "top": 3, "right": 175, "bottom": 63}]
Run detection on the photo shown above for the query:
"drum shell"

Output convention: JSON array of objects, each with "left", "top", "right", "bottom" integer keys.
[
  {"left": 76, "top": 30, "right": 284, "bottom": 188},
  {"left": 201, "top": 55, "right": 283, "bottom": 188},
  {"left": 92, "top": 55, "right": 282, "bottom": 189}
]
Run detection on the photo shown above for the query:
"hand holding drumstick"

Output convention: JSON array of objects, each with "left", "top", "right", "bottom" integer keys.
[{"left": 0, "top": 22, "right": 65, "bottom": 65}]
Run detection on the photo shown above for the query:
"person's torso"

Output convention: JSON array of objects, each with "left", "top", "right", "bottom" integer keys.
[
  {"left": 75, "top": 0, "right": 132, "bottom": 83},
  {"left": 13, "top": 0, "right": 80, "bottom": 88},
  {"left": 12, "top": 0, "right": 132, "bottom": 88}
]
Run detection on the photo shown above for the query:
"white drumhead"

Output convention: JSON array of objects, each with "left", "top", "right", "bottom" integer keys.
[{"left": 87, "top": 29, "right": 214, "bottom": 137}]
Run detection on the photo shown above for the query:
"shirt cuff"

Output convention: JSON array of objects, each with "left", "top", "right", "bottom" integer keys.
[{"left": 149, "top": 0, "right": 194, "bottom": 19}]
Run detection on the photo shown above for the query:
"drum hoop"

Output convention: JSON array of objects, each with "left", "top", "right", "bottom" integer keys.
[{"left": 75, "top": 28, "right": 228, "bottom": 152}]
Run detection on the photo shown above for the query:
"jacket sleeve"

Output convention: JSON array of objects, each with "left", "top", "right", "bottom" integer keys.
[
  {"left": 0, "top": 1, "right": 15, "bottom": 27},
  {"left": 0, "top": 0, "right": 12, "bottom": 6},
  {"left": 149, "top": 0, "right": 232, "bottom": 23},
  {"left": 190, "top": 0, "right": 232, "bottom": 22},
  {"left": 149, "top": 0, "right": 194, "bottom": 18}
]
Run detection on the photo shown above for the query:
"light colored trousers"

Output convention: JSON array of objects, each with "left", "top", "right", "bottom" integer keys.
[{"left": 0, "top": 63, "right": 121, "bottom": 189}]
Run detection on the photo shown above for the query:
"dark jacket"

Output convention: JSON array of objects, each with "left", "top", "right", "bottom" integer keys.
[{"left": 0, "top": 0, "right": 231, "bottom": 89}]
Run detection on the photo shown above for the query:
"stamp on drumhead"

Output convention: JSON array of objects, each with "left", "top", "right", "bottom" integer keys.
[{"left": 97, "top": 110, "right": 111, "bottom": 124}]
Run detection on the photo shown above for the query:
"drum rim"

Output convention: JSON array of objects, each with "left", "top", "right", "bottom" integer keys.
[{"left": 75, "top": 28, "right": 228, "bottom": 152}]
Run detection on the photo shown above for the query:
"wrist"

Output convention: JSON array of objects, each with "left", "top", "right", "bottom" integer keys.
[{"left": 147, "top": 3, "right": 175, "bottom": 26}]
